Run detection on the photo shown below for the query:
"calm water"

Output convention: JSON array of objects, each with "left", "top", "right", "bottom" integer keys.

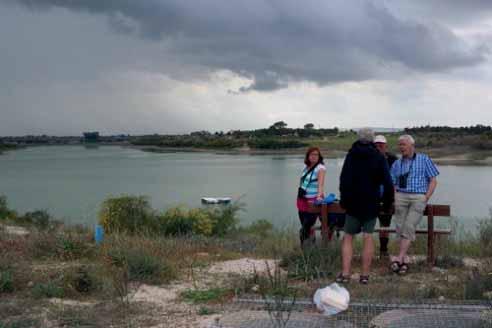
[{"left": 0, "top": 146, "right": 490, "bottom": 231}]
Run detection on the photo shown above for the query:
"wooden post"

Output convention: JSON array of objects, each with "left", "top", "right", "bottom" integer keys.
[
  {"left": 320, "top": 204, "right": 329, "bottom": 246},
  {"left": 427, "top": 205, "right": 435, "bottom": 266}
]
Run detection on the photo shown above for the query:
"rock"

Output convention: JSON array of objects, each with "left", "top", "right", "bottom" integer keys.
[
  {"left": 483, "top": 291, "right": 492, "bottom": 300},
  {"left": 27, "top": 281, "right": 34, "bottom": 288},
  {"left": 251, "top": 284, "right": 259, "bottom": 292},
  {"left": 463, "top": 258, "right": 481, "bottom": 268},
  {"left": 208, "top": 258, "right": 279, "bottom": 276},
  {"left": 438, "top": 296, "right": 445, "bottom": 301}
]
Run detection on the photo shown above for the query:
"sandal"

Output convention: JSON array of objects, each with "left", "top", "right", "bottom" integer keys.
[
  {"left": 398, "top": 263, "right": 409, "bottom": 275},
  {"left": 390, "top": 261, "right": 401, "bottom": 274},
  {"left": 359, "top": 275, "right": 369, "bottom": 285},
  {"left": 335, "top": 273, "right": 350, "bottom": 284}
]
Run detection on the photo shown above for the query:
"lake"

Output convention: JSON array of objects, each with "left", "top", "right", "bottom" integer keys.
[{"left": 0, "top": 146, "right": 490, "bottom": 232}]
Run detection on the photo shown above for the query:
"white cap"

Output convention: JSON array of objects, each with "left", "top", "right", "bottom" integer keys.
[{"left": 374, "top": 135, "right": 387, "bottom": 144}]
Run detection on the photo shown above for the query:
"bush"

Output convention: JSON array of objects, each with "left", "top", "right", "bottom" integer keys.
[
  {"left": 248, "top": 138, "right": 308, "bottom": 149},
  {"left": 159, "top": 206, "right": 194, "bottom": 235},
  {"left": 0, "top": 196, "right": 16, "bottom": 221},
  {"left": 102, "top": 238, "right": 177, "bottom": 285},
  {"left": 17, "top": 210, "right": 51, "bottom": 230},
  {"left": 0, "top": 319, "right": 41, "bottom": 328},
  {"left": 280, "top": 245, "right": 341, "bottom": 282},
  {"left": 208, "top": 204, "right": 241, "bottom": 236},
  {"left": 56, "top": 233, "right": 93, "bottom": 260},
  {"left": 238, "top": 219, "right": 274, "bottom": 239},
  {"left": 0, "top": 270, "right": 14, "bottom": 293},
  {"left": 62, "top": 265, "right": 102, "bottom": 295},
  {"left": 99, "top": 195, "right": 157, "bottom": 234},
  {"left": 479, "top": 213, "right": 492, "bottom": 257},
  {"left": 126, "top": 250, "right": 173, "bottom": 283},
  {"left": 181, "top": 288, "right": 230, "bottom": 304},
  {"left": 27, "top": 232, "right": 58, "bottom": 259},
  {"left": 464, "top": 270, "right": 492, "bottom": 300},
  {"left": 159, "top": 203, "right": 240, "bottom": 237},
  {"left": 32, "top": 281, "right": 64, "bottom": 299},
  {"left": 98, "top": 195, "right": 240, "bottom": 237},
  {"left": 189, "top": 208, "right": 215, "bottom": 236}
]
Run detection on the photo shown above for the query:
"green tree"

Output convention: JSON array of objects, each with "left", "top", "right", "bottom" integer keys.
[
  {"left": 270, "top": 121, "right": 288, "bottom": 129},
  {"left": 304, "top": 123, "right": 314, "bottom": 129}
]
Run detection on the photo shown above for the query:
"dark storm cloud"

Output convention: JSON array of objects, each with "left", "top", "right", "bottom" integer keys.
[{"left": 6, "top": 0, "right": 489, "bottom": 91}]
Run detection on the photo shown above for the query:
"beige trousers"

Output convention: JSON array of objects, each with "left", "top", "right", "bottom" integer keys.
[{"left": 394, "top": 192, "right": 427, "bottom": 241}]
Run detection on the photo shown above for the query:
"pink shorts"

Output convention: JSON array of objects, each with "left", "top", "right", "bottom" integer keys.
[{"left": 296, "top": 197, "right": 315, "bottom": 212}]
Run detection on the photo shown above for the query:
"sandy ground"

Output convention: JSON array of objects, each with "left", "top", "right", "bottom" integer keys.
[
  {"left": 127, "top": 258, "right": 280, "bottom": 328},
  {"left": 1, "top": 225, "right": 29, "bottom": 236}
]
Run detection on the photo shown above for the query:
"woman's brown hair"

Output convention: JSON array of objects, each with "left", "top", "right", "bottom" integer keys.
[{"left": 304, "top": 147, "right": 324, "bottom": 166}]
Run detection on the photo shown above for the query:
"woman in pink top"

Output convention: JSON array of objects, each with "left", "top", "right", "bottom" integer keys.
[{"left": 296, "top": 147, "right": 326, "bottom": 246}]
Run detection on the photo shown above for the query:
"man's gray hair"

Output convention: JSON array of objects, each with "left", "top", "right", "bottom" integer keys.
[
  {"left": 398, "top": 134, "right": 415, "bottom": 145},
  {"left": 358, "top": 128, "right": 375, "bottom": 143}
]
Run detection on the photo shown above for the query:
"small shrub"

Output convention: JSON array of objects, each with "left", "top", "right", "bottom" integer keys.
[
  {"left": 99, "top": 195, "right": 156, "bottom": 234},
  {"left": 181, "top": 288, "right": 230, "bottom": 304},
  {"left": 63, "top": 266, "right": 102, "bottom": 295},
  {"left": 0, "top": 270, "right": 14, "bottom": 293},
  {"left": 281, "top": 245, "right": 341, "bottom": 282},
  {"left": 208, "top": 203, "right": 241, "bottom": 236},
  {"left": 27, "top": 232, "right": 58, "bottom": 259},
  {"left": 159, "top": 206, "right": 194, "bottom": 235},
  {"left": 189, "top": 208, "right": 215, "bottom": 236},
  {"left": 126, "top": 250, "right": 174, "bottom": 284},
  {"left": 0, "top": 196, "right": 17, "bottom": 221},
  {"left": 0, "top": 319, "right": 41, "bottom": 328},
  {"left": 259, "top": 261, "right": 297, "bottom": 328},
  {"left": 102, "top": 239, "right": 176, "bottom": 285},
  {"left": 434, "top": 255, "right": 464, "bottom": 269},
  {"left": 239, "top": 219, "right": 273, "bottom": 239},
  {"left": 26, "top": 231, "right": 92, "bottom": 261},
  {"left": 464, "top": 269, "right": 492, "bottom": 300},
  {"left": 159, "top": 203, "right": 241, "bottom": 237},
  {"left": 56, "top": 233, "right": 92, "bottom": 260},
  {"left": 32, "top": 281, "right": 64, "bottom": 299},
  {"left": 248, "top": 138, "right": 308, "bottom": 149},
  {"left": 479, "top": 214, "right": 492, "bottom": 257},
  {"left": 198, "top": 306, "right": 217, "bottom": 315},
  {"left": 18, "top": 210, "right": 51, "bottom": 230}
]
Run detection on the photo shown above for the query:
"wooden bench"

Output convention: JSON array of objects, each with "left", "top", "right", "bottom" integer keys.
[{"left": 307, "top": 203, "right": 451, "bottom": 265}]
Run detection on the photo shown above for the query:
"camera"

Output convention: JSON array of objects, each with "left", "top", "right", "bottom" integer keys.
[{"left": 398, "top": 172, "right": 409, "bottom": 189}]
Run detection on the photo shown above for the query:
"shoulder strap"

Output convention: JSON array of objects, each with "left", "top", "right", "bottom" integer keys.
[{"left": 301, "top": 164, "right": 318, "bottom": 184}]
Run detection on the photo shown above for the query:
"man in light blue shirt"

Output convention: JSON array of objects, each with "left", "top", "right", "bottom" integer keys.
[{"left": 390, "top": 134, "right": 439, "bottom": 275}]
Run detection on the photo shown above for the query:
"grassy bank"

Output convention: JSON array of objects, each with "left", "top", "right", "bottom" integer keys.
[
  {"left": 131, "top": 128, "right": 492, "bottom": 165},
  {"left": 0, "top": 144, "right": 19, "bottom": 155},
  {"left": 1, "top": 195, "right": 492, "bottom": 326}
]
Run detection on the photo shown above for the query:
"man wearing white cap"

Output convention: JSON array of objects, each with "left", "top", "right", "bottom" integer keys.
[{"left": 374, "top": 135, "right": 397, "bottom": 258}]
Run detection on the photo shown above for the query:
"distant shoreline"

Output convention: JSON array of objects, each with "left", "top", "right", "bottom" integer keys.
[
  {"left": 130, "top": 145, "right": 492, "bottom": 166},
  {"left": 3, "top": 143, "right": 492, "bottom": 166}
]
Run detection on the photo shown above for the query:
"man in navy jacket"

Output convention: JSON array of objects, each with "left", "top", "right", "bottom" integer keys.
[{"left": 337, "top": 128, "right": 394, "bottom": 284}]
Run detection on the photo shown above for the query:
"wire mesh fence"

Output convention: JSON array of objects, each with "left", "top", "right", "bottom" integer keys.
[{"left": 206, "top": 296, "right": 492, "bottom": 328}]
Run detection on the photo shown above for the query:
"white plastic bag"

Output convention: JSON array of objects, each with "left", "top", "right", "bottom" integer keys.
[{"left": 313, "top": 283, "right": 350, "bottom": 316}]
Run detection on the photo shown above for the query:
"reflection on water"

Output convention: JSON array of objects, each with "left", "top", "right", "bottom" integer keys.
[{"left": 0, "top": 146, "right": 490, "bottom": 232}]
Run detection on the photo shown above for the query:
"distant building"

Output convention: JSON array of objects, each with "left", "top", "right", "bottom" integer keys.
[{"left": 83, "top": 132, "right": 100, "bottom": 143}]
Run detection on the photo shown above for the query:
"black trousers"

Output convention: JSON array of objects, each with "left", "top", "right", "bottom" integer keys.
[
  {"left": 378, "top": 213, "right": 392, "bottom": 252},
  {"left": 298, "top": 211, "right": 318, "bottom": 245}
]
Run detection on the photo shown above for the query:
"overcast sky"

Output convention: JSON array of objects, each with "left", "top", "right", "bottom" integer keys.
[{"left": 1, "top": 0, "right": 492, "bottom": 136}]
